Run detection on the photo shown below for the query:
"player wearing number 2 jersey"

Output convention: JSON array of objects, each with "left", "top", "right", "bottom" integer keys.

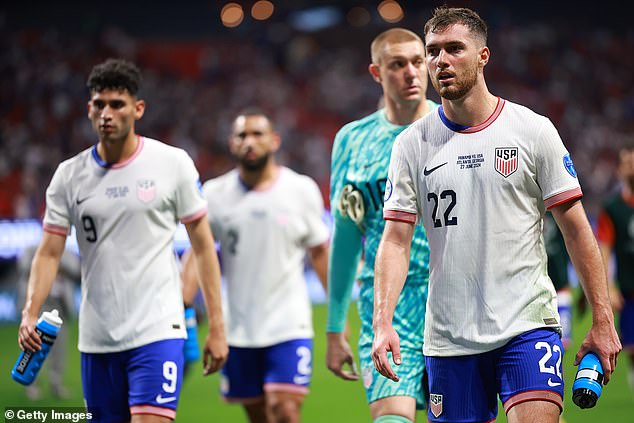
[
  {"left": 182, "top": 108, "right": 329, "bottom": 423},
  {"left": 18, "top": 59, "right": 228, "bottom": 422},
  {"left": 326, "top": 28, "right": 437, "bottom": 423},
  {"left": 372, "top": 7, "right": 621, "bottom": 423}
]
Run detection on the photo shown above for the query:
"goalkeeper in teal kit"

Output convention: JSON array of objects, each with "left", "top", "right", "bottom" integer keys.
[{"left": 326, "top": 28, "right": 438, "bottom": 423}]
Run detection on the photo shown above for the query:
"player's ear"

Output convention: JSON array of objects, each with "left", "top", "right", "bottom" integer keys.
[
  {"left": 134, "top": 99, "right": 146, "bottom": 120},
  {"left": 478, "top": 46, "right": 490, "bottom": 69},
  {"left": 369, "top": 63, "right": 381, "bottom": 83},
  {"left": 271, "top": 132, "right": 282, "bottom": 153}
]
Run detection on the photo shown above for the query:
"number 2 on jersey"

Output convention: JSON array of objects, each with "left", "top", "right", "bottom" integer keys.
[{"left": 427, "top": 190, "right": 458, "bottom": 228}]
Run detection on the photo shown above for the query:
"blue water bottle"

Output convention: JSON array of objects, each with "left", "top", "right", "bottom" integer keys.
[
  {"left": 572, "top": 352, "right": 604, "bottom": 409},
  {"left": 11, "top": 309, "right": 63, "bottom": 385},
  {"left": 183, "top": 306, "right": 200, "bottom": 363}
]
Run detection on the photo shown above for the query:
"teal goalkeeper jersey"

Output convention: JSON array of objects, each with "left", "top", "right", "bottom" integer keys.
[{"left": 327, "top": 104, "right": 436, "bottom": 332}]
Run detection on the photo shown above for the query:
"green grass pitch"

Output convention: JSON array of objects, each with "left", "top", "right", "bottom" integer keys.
[{"left": 2, "top": 296, "right": 632, "bottom": 422}]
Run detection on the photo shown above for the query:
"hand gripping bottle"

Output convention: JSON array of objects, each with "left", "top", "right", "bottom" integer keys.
[
  {"left": 11, "top": 309, "right": 63, "bottom": 385},
  {"left": 572, "top": 352, "right": 604, "bottom": 409},
  {"left": 183, "top": 306, "right": 201, "bottom": 363}
]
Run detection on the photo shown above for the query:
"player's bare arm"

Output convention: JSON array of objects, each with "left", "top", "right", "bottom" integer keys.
[
  {"left": 551, "top": 199, "right": 622, "bottom": 383},
  {"left": 18, "top": 231, "right": 67, "bottom": 352},
  {"left": 184, "top": 216, "right": 228, "bottom": 375},
  {"left": 371, "top": 219, "right": 414, "bottom": 382}
]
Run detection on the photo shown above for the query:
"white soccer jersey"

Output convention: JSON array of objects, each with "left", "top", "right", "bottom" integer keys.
[
  {"left": 43, "top": 136, "right": 207, "bottom": 353},
  {"left": 384, "top": 98, "right": 582, "bottom": 356},
  {"left": 203, "top": 167, "right": 329, "bottom": 347}
]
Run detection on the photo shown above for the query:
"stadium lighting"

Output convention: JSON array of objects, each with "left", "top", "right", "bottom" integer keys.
[
  {"left": 377, "top": 0, "right": 404, "bottom": 23},
  {"left": 221, "top": 2, "right": 244, "bottom": 28},
  {"left": 347, "top": 6, "right": 371, "bottom": 28},
  {"left": 252, "top": 0, "right": 275, "bottom": 21}
]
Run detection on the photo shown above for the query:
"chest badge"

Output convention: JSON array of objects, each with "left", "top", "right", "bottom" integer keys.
[
  {"left": 495, "top": 147, "right": 518, "bottom": 178},
  {"left": 137, "top": 179, "right": 156, "bottom": 203}
]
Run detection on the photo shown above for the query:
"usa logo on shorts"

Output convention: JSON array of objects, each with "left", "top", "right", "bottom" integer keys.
[
  {"left": 430, "top": 393, "right": 443, "bottom": 417},
  {"left": 137, "top": 179, "right": 156, "bottom": 203},
  {"left": 495, "top": 147, "right": 518, "bottom": 178}
]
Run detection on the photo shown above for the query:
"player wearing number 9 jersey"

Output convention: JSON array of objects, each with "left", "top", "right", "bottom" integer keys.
[
  {"left": 182, "top": 108, "right": 330, "bottom": 423},
  {"left": 373, "top": 7, "right": 621, "bottom": 423},
  {"left": 18, "top": 59, "right": 228, "bottom": 423}
]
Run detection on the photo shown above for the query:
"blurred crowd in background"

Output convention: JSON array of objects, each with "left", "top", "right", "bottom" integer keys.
[{"left": 1, "top": 1, "right": 633, "bottom": 219}]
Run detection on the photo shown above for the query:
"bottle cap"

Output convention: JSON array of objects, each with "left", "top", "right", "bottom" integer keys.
[{"left": 41, "top": 309, "right": 63, "bottom": 327}]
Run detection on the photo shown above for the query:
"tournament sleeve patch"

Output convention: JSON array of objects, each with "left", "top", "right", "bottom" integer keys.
[{"left": 563, "top": 153, "right": 577, "bottom": 178}]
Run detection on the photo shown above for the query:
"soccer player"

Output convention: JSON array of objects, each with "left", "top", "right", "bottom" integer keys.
[
  {"left": 326, "top": 28, "right": 437, "bottom": 423},
  {"left": 372, "top": 7, "right": 621, "bottom": 423},
  {"left": 182, "top": 108, "right": 329, "bottom": 423},
  {"left": 17, "top": 58, "right": 228, "bottom": 422},
  {"left": 597, "top": 144, "right": 634, "bottom": 396}
]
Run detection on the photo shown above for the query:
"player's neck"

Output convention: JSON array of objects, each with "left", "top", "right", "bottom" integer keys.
[
  {"left": 441, "top": 83, "right": 497, "bottom": 127},
  {"left": 239, "top": 161, "right": 280, "bottom": 191},
  {"left": 385, "top": 98, "right": 429, "bottom": 125},
  {"left": 97, "top": 133, "right": 139, "bottom": 165}
]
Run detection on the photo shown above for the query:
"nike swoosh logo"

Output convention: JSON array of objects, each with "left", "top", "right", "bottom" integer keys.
[
  {"left": 547, "top": 378, "right": 562, "bottom": 387},
  {"left": 423, "top": 162, "right": 448, "bottom": 176},
  {"left": 76, "top": 195, "right": 93, "bottom": 205},
  {"left": 156, "top": 394, "right": 177, "bottom": 404}
]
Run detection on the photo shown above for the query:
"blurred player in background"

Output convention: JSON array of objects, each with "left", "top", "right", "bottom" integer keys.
[
  {"left": 326, "top": 27, "right": 438, "bottom": 423},
  {"left": 17, "top": 58, "right": 227, "bottom": 422},
  {"left": 183, "top": 108, "right": 329, "bottom": 423},
  {"left": 18, "top": 244, "right": 79, "bottom": 400},
  {"left": 597, "top": 144, "right": 634, "bottom": 396},
  {"left": 373, "top": 7, "right": 621, "bottom": 423}
]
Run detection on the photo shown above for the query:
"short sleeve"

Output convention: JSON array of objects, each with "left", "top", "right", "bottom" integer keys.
[
  {"left": 535, "top": 118, "right": 582, "bottom": 209},
  {"left": 43, "top": 162, "right": 72, "bottom": 236},
  {"left": 174, "top": 150, "right": 208, "bottom": 223},
  {"left": 383, "top": 133, "right": 419, "bottom": 224}
]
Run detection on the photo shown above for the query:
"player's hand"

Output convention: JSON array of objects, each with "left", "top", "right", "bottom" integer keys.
[
  {"left": 18, "top": 311, "right": 41, "bottom": 352},
  {"left": 326, "top": 332, "right": 359, "bottom": 381},
  {"left": 574, "top": 310, "right": 622, "bottom": 384},
  {"left": 371, "top": 322, "right": 401, "bottom": 382},
  {"left": 202, "top": 331, "right": 228, "bottom": 376}
]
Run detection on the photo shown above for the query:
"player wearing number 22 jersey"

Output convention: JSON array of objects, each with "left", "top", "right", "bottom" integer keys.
[{"left": 384, "top": 98, "right": 579, "bottom": 419}]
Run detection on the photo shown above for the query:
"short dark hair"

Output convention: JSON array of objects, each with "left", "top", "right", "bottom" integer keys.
[
  {"left": 86, "top": 58, "right": 142, "bottom": 96},
  {"left": 424, "top": 6, "right": 488, "bottom": 45},
  {"left": 234, "top": 107, "right": 275, "bottom": 131}
]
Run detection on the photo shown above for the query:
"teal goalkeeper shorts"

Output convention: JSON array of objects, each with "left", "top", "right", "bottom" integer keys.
[{"left": 357, "top": 281, "right": 428, "bottom": 409}]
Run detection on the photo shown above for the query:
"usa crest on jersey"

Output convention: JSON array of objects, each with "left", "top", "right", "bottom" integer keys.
[
  {"left": 495, "top": 147, "right": 518, "bottom": 178},
  {"left": 137, "top": 179, "right": 156, "bottom": 203},
  {"left": 430, "top": 393, "right": 443, "bottom": 417}
]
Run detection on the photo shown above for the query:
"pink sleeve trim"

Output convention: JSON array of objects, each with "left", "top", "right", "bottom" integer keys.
[
  {"left": 43, "top": 223, "right": 70, "bottom": 237},
  {"left": 264, "top": 383, "right": 309, "bottom": 395},
  {"left": 384, "top": 209, "right": 416, "bottom": 224},
  {"left": 544, "top": 187, "right": 583, "bottom": 210},
  {"left": 180, "top": 207, "right": 208, "bottom": 224},
  {"left": 503, "top": 390, "right": 563, "bottom": 413},
  {"left": 130, "top": 405, "right": 176, "bottom": 419}
]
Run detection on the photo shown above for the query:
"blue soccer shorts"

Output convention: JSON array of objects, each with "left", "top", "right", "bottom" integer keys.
[
  {"left": 620, "top": 298, "right": 634, "bottom": 349},
  {"left": 358, "top": 281, "right": 428, "bottom": 409},
  {"left": 426, "top": 328, "right": 564, "bottom": 423},
  {"left": 81, "top": 338, "right": 185, "bottom": 422},
  {"left": 220, "top": 338, "right": 313, "bottom": 403}
]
